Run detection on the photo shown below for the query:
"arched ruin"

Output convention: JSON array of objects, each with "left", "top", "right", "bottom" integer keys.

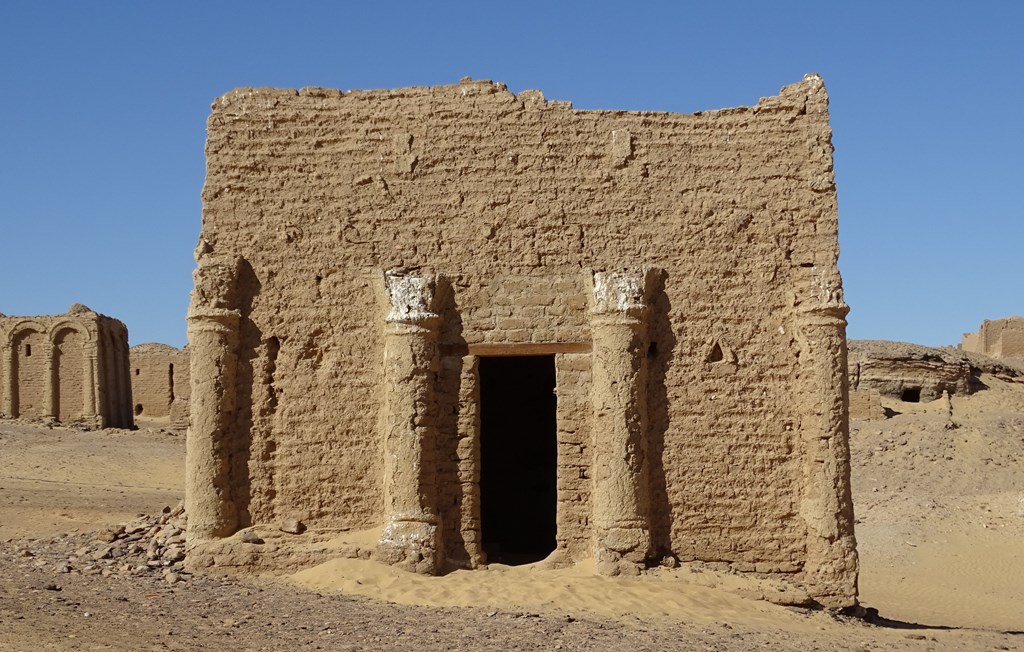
[{"left": 0, "top": 305, "right": 133, "bottom": 428}]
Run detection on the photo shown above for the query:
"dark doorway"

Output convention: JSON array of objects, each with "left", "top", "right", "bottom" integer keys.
[
  {"left": 901, "top": 387, "right": 921, "bottom": 403},
  {"left": 479, "top": 355, "right": 558, "bottom": 565}
]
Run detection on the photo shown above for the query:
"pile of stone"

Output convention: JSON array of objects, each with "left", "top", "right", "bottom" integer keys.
[{"left": 15, "top": 501, "right": 189, "bottom": 585}]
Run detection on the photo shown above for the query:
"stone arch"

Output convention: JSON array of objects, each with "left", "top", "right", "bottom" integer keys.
[
  {"left": 10, "top": 323, "right": 49, "bottom": 418},
  {"left": 52, "top": 325, "right": 87, "bottom": 422},
  {"left": 47, "top": 321, "right": 93, "bottom": 345},
  {"left": 6, "top": 320, "right": 49, "bottom": 348}
]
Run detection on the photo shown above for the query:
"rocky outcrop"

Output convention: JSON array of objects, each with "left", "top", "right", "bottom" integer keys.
[{"left": 848, "top": 340, "right": 971, "bottom": 402}]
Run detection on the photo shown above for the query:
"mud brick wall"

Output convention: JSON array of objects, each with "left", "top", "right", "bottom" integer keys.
[
  {"left": 962, "top": 317, "right": 1024, "bottom": 361},
  {"left": 0, "top": 306, "right": 133, "bottom": 428},
  {"left": 130, "top": 343, "right": 190, "bottom": 422},
  {"left": 188, "top": 75, "right": 858, "bottom": 607},
  {"left": 849, "top": 389, "right": 884, "bottom": 421},
  {"left": 554, "top": 352, "right": 592, "bottom": 561}
]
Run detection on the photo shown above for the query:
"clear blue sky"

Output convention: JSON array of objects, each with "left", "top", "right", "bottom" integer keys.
[{"left": 1, "top": 1, "right": 1021, "bottom": 348}]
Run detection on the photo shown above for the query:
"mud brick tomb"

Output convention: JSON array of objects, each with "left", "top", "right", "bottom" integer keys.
[{"left": 185, "top": 74, "right": 859, "bottom": 608}]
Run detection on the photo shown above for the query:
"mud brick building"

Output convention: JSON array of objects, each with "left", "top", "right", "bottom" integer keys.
[
  {"left": 186, "top": 75, "right": 859, "bottom": 608},
  {"left": 0, "top": 305, "right": 133, "bottom": 428},
  {"left": 129, "top": 343, "right": 190, "bottom": 429},
  {"left": 962, "top": 317, "right": 1024, "bottom": 362}
]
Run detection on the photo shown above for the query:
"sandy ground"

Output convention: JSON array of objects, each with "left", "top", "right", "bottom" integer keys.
[
  {"left": 851, "top": 372, "right": 1024, "bottom": 632},
  {"left": 0, "top": 422, "right": 184, "bottom": 540},
  {"left": 1, "top": 372, "right": 1022, "bottom": 650}
]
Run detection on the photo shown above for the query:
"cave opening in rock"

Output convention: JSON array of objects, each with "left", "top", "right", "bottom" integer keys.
[{"left": 901, "top": 387, "right": 921, "bottom": 403}]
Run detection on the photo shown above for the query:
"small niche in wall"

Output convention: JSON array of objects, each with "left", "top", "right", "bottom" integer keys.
[
  {"left": 25, "top": 344, "right": 31, "bottom": 357},
  {"left": 707, "top": 342, "right": 724, "bottom": 363},
  {"left": 704, "top": 339, "right": 738, "bottom": 375},
  {"left": 135, "top": 404, "right": 144, "bottom": 416}
]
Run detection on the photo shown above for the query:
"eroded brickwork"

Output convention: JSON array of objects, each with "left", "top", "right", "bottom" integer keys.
[
  {"left": 849, "top": 389, "right": 885, "bottom": 420},
  {"left": 129, "top": 343, "right": 190, "bottom": 428},
  {"left": 186, "top": 75, "right": 858, "bottom": 607},
  {"left": 961, "top": 317, "right": 1024, "bottom": 362},
  {"left": 0, "top": 305, "right": 132, "bottom": 428}
]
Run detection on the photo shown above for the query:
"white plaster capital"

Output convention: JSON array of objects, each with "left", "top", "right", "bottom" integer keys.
[
  {"left": 384, "top": 271, "right": 439, "bottom": 324},
  {"left": 591, "top": 269, "right": 654, "bottom": 316}
]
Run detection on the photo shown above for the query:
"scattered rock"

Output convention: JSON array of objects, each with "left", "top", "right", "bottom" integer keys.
[
  {"left": 94, "top": 527, "right": 122, "bottom": 543},
  {"left": 11, "top": 500, "right": 190, "bottom": 584},
  {"left": 280, "top": 518, "right": 306, "bottom": 535},
  {"left": 91, "top": 546, "right": 113, "bottom": 561},
  {"left": 240, "top": 531, "right": 264, "bottom": 545}
]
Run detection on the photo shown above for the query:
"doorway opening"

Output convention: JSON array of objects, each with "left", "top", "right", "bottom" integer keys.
[{"left": 479, "top": 355, "right": 558, "bottom": 565}]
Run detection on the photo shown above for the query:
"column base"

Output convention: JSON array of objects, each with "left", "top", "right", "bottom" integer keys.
[
  {"left": 595, "top": 525, "right": 651, "bottom": 576},
  {"left": 374, "top": 516, "right": 441, "bottom": 575}
]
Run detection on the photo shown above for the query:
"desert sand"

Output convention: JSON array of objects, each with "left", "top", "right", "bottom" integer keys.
[{"left": 1, "top": 368, "right": 1022, "bottom": 650}]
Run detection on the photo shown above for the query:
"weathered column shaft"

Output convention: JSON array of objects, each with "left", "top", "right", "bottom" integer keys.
[
  {"left": 83, "top": 353, "right": 98, "bottom": 421},
  {"left": 793, "top": 273, "right": 859, "bottom": 609},
  {"left": 185, "top": 307, "right": 241, "bottom": 539},
  {"left": 376, "top": 272, "right": 443, "bottom": 575},
  {"left": 1, "top": 344, "right": 14, "bottom": 416},
  {"left": 43, "top": 341, "right": 56, "bottom": 419},
  {"left": 590, "top": 270, "right": 654, "bottom": 575}
]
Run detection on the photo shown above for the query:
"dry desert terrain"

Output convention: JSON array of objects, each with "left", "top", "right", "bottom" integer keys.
[{"left": 1, "top": 366, "right": 1022, "bottom": 650}]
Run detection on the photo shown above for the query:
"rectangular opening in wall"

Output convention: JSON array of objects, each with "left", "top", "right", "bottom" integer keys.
[
  {"left": 479, "top": 354, "right": 557, "bottom": 565},
  {"left": 901, "top": 387, "right": 921, "bottom": 403}
]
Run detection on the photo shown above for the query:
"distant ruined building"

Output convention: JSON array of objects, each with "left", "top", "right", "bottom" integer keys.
[
  {"left": 185, "top": 75, "right": 859, "bottom": 608},
  {"left": 961, "top": 317, "right": 1024, "bottom": 362},
  {"left": 129, "top": 343, "right": 190, "bottom": 430},
  {"left": 0, "top": 305, "right": 133, "bottom": 428}
]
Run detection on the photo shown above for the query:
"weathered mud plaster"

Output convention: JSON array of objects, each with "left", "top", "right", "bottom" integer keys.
[
  {"left": 374, "top": 271, "right": 444, "bottom": 574},
  {"left": 187, "top": 74, "right": 859, "bottom": 608},
  {"left": 439, "top": 353, "right": 485, "bottom": 569},
  {"left": 185, "top": 261, "right": 242, "bottom": 540},
  {"left": 791, "top": 267, "right": 859, "bottom": 609},
  {"left": 589, "top": 269, "right": 659, "bottom": 575}
]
